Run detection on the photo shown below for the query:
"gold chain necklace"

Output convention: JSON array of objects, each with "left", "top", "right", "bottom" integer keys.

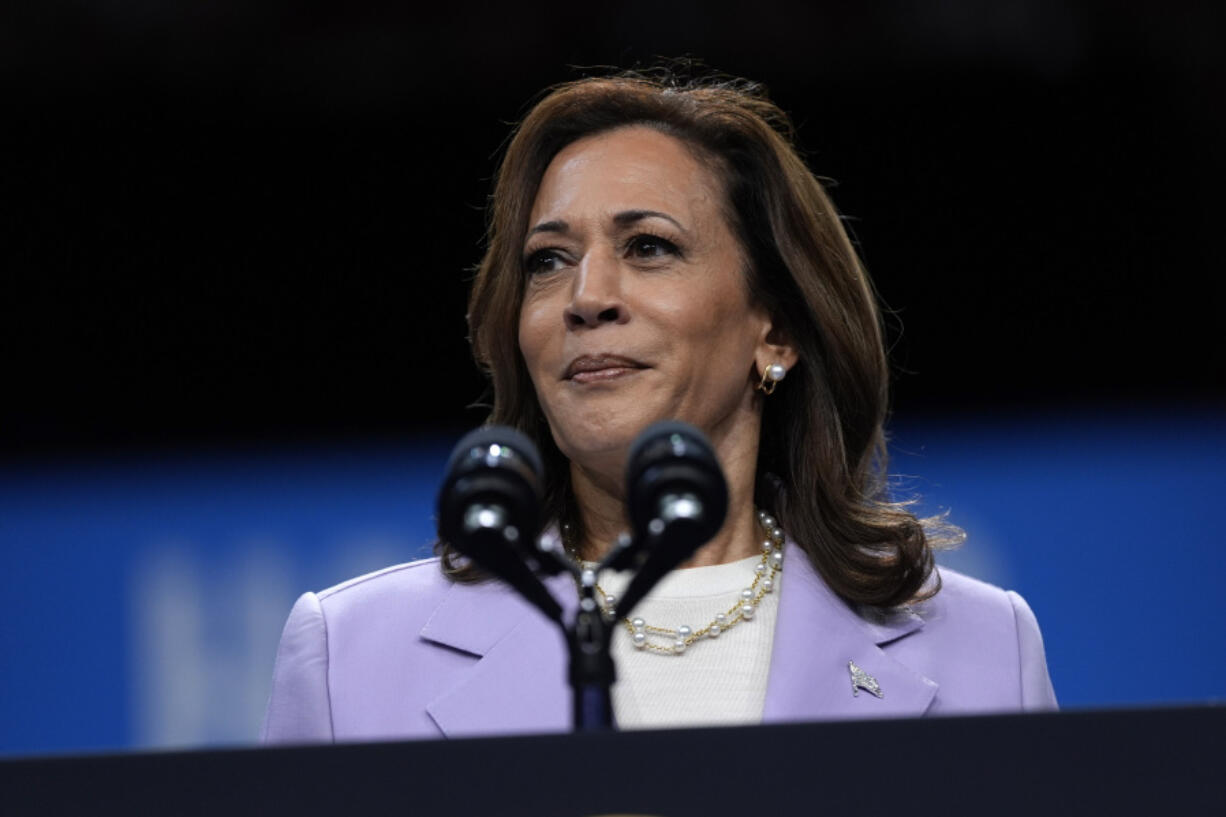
[{"left": 568, "top": 509, "right": 786, "bottom": 656}]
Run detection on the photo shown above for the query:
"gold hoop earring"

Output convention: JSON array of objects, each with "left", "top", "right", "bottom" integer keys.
[{"left": 756, "top": 363, "right": 787, "bottom": 395}]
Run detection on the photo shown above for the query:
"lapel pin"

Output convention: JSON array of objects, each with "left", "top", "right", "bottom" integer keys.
[{"left": 848, "top": 660, "right": 884, "bottom": 699}]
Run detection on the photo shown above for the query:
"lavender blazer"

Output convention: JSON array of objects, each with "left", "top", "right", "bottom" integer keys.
[{"left": 261, "top": 541, "right": 1057, "bottom": 743}]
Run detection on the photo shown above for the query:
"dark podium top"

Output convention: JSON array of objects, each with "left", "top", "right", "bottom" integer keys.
[{"left": 3, "top": 706, "right": 1223, "bottom": 816}]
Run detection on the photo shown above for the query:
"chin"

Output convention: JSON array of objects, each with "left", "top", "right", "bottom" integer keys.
[{"left": 550, "top": 414, "right": 657, "bottom": 471}]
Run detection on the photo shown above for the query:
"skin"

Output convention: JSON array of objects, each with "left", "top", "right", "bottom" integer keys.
[{"left": 517, "top": 125, "right": 798, "bottom": 567}]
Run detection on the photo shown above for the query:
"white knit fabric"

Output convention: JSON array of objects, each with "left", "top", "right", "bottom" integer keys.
[{"left": 593, "top": 554, "right": 782, "bottom": 730}]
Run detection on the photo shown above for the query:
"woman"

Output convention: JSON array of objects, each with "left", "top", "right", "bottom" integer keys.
[{"left": 262, "top": 70, "right": 1056, "bottom": 742}]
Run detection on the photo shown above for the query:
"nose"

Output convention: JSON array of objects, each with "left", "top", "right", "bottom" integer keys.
[{"left": 564, "top": 251, "right": 628, "bottom": 330}]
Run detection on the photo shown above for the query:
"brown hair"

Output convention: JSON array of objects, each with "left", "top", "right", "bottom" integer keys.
[{"left": 441, "top": 69, "right": 958, "bottom": 608}]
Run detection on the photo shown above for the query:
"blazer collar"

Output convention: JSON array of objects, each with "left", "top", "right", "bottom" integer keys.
[
  {"left": 761, "top": 540, "right": 937, "bottom": 722},
  {"left": 420, "top": 570, "right": 576, "bottom": 738}
]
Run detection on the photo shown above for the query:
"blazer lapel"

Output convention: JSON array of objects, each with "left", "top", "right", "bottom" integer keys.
[
  {"left": 421, "top": 572, "right": 576, "bottom": 738},
  {"left": 762, "top": 541, "right": 938, "bottom": 723}
]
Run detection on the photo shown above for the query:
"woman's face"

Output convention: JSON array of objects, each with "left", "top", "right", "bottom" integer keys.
[{"left": 518, "top": 125, "right": 779, "bottom": 476}]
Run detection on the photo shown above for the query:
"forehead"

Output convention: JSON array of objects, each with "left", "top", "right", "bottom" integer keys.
[{"left": 529, "top": 125, "right": 726, "bottom": 225}]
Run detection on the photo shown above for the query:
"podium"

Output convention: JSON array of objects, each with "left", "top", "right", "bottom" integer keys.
[{"left": 3, "top": 706, "right": 1222, "bottom": 815}]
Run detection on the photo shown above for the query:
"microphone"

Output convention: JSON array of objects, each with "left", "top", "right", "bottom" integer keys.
[
  {"left": 614, "top": 420, "right": 729, "bottom": 619},
  {"left": 436, "top": 425, "right": 561, "bottom": 621}
]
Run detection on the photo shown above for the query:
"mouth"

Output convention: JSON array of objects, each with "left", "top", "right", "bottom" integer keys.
[{"left": 563, "top": 354, "right": 649, "bottom": 384}]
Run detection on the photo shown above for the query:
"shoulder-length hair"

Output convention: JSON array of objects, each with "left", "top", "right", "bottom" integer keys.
[{"left": 440, "top": 69, "right": 957, "bottom": 609}]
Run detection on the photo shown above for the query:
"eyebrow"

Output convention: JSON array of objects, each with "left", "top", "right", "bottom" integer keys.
[
  {"left": 612, "top": 209, "right": 686, "bottom": 233},
  {"left": 526, "top": 219, "right": 569, "bottom": 238},
  {"left": 525, "top": 210, "right": 687, "bottom": 239}
]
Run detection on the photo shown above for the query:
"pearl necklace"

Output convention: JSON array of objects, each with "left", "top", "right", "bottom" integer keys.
[{"left": 576, "top": 509, "right": 786, "bottom": 657}]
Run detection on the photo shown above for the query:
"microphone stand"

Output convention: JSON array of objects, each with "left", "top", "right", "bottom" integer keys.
[
  {"left": 541, "top": 532, "right": 636, "bottom": 733},
  {"left": 568, "top": 578, "right": 616, "bottom": 731}
]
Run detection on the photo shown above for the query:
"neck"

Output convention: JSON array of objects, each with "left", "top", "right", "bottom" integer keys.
[{"left": 569, "top": 417, "right": 763, "bottom": 569}]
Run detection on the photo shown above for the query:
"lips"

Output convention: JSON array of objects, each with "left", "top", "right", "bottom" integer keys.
[{"left": 563, "top": 354, "right": 648, "bottom": 382}]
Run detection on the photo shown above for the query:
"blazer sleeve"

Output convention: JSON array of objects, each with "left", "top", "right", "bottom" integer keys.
[
  {"left": 261, "top": 592, "right": 335, "bottom": 743},
  {"left": 1006, "top": 590, "right": 1058, "bottom": 711}
]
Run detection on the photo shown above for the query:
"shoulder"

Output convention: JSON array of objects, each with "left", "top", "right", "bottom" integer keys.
[
  {"left": 305, "top": 557, "right": 484, "bottom": 654},
  {"left": 269, "top": 557, "right": 457, "bottom": 677},
  {"left": 309, "top": 557, "right": 545, "bottom": 658},
  {"left": 918, "top": 567, "right": 1021, "bottom": 623},
  {"left": 908, "top": 566, "right": 1037, "bottom": 647},
  {"left": 891, "top": 567, "right": 1057, "bottom": 712},
  {"left": 264, "top": 556, "right": 487, "bottom": 744},
  {"left": 315, "top": 556, "right": 454, "bottom": 617}
]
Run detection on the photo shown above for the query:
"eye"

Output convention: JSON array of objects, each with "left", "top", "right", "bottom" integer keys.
[
  {"left": 625, "top": 234, "right": 681, "bottom": 259},
  {"left": 523, "top": 248, "right": 567, "bottom": 275}
]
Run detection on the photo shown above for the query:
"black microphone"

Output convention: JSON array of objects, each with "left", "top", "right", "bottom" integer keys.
[
  {"left": 436, "top": 426, "right": 561, "bottom": 621},
  {"left": 614, "top": 420, "right": 729, "bottom": 619}
]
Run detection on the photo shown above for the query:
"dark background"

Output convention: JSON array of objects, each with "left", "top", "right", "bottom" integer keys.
[{"left": 5, "top": 1, "right": 1224, "bottom": 459}]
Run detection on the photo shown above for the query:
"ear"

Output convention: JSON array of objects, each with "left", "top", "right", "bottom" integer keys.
[{"left": 752, "top": 315, "right": 799, "bottom": 383}]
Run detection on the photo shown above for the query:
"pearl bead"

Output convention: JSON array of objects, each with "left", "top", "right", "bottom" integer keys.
[
  {"left": 741, "top": 603, "right": 755, "bottom": 620},
  {"left": 673, "top": 639, "right": 687, "bottom": 654},
  {"left": 767, "top": 363, "right": 786, "bottom": 382},
  {"left": 770, "top": 550, "right": 784, "bottom": 569},
  {"left": 770, "top": 526, "right": 784, "bottom": 542},
  {"left": 754, "top": 563, "right": 767, "bottom": 575},
  {"left": 762, "top": 539, "right": 774, "bottom": 551},
  {"left": 708, "top": 625, "right": 721, "bottom": 638},
  {"left": 762, "top": 577, "right": 774, "bottom": 593},
  {"left": 604, "top": 594, "right": 617, "bottom": 608},
  {"left": 678, "top": 625, "right": 693, "bottom": 639},
  {"left": 740, "top": 588, "right": 754, "bottom": 601},
  {"left": 761, "top": 514, "right": 776, "bottom": 530},
  {"left": 715, "top": 613, "right": 728, "bottom": 626},
  {"left": 632, "top": 617, "right": 646, "bottom": 631},
  {"left": 632, "top": 631, "right": 647, "bottom": 648}
]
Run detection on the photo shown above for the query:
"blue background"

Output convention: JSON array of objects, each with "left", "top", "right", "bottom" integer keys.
[{"left": 2, "top": 408, "right": 1222, "bottom": 756}]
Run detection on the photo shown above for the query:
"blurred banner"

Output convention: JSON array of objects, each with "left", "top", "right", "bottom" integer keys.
[{"left": 2, "top": 410, "right": 1223, "bottom": 756}]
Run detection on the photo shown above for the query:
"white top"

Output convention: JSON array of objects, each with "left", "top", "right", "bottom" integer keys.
[{"left": 593, "top": 554, "right": 783, "bottom": 730}]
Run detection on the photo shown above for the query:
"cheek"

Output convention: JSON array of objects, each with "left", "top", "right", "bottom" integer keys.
[
  {"left": 517, "top": 297, "right": 556, "bottom": 372},
  {"left": 665, "top": 281, "right": 756, "bottom": 349},
  {"left": 516, "top": 314, "right": 531, "bottom": 362}
]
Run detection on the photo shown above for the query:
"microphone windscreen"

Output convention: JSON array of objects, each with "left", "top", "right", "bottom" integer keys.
[
  {"left": 443, "top": 425, "right": 543, "bottom": 483},
  {"left": 437, "top": 425, "right": 544, "bottom": 555},
  {"left": 436, "top": 425, "right": 561, "bottom": 621},
  {"left": 625, "top": 420, "right": 727, "bottom": 543}
]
